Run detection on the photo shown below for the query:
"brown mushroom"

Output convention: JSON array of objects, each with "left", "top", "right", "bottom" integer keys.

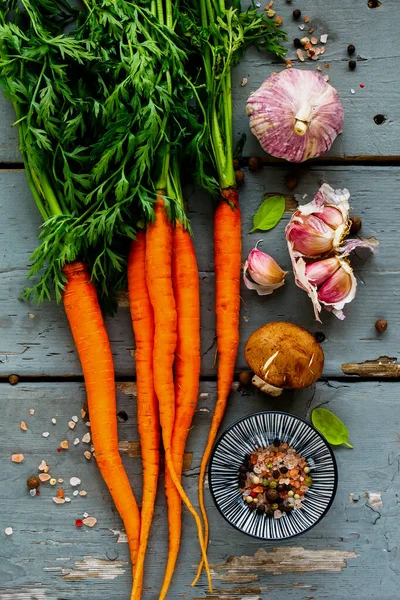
[{"left": 244, "top": 322, "right": 324, "bottom": 396}]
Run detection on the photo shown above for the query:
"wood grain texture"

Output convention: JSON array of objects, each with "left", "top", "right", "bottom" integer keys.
[
  {"left": 0, "top": 166, "right": 397, "bottom": 378},
  {"left": 1, "top": 380, "right": 398, "bottom": 599},
  {"left": 1, "top": 1, "right": 400, "bottom": 163}
]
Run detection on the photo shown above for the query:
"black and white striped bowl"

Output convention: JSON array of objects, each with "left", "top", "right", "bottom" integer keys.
[{"left": 208, "top": 411, "right": 338, "bottom": 540}]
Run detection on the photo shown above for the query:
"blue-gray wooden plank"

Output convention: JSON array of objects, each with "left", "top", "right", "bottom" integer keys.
[
  {"left": 0, "top": 1, "right": 400, "bottom": 163},
  {"left": 1, "top": 380, "right": 398, "bottom": 599},
  {"left": 0, "top": 166, "right": 397, "bottom": 378}
]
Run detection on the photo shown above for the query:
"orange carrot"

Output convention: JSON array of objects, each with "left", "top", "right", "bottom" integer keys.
[
  {"left": 128, "top": 232, "right": 160, "bottom": 599},
  {"left": 193, "top": 189, "right": 241, "bottom": 585},
  {"left": 62, "top": 261, "right": 140, "bottom": 585},
  {"left": 159, "top": 221, "right": 201, "bottom": 599},
  {"left": 145, "top": 195, "right": 212, "bottom": 593}
]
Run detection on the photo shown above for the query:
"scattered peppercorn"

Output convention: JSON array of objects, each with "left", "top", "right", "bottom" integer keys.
[
  {"left": 248, "top": 156, "right": 262, "bottom": 172},
  {"left": 277, "top": 484, "right": 285, "bottom": 492},
  {"left": 75, "top": 519, "right": 83, "bottom": 528},
  {"left": 233, "top": 158, "right": 240, "bottom": 170},
  {"left": 292, "top": 9, "right": 301, "bottom": 19},
  {"left": 57, "top": 447, "right": 62, "bottom": 453},
  {"left": 375, "top": 319, "right": 388, "bottom": 333},
  {"left": 349, "top": 216, "right": 362, "bottom": 234},
  {"left": 27, "top": 476, "right": 40, "bottom": 490},
  {"left": 238, "top": 371, "right": 253, "bottom": 387},
  {"left": 373, "top": 114, "right": 386, "bottom": 125},
  {"left": 347, "top": 44, "right": 355, "bottom": 56},
  {"left": 267, "top": 488, "right": 279, "bottom": 502},
  {"left": 269, "top": 480, "right": 277, "bottom": 489},
  {"left": 285, "top": 174, "right": 298, "bottom": 191},
  {"left": 280, "top": 466, "right": 288, "bottom": 474},
  {"left": 256, "top": 506, "right": 265, "bottom": 515},
  {"left": 368, "top": 0, "right": 381, "bottom": 7},
  {"left": 349, "top": 60, "right": 356, "bottom": 71},
  {"left": 314, "top": 331, "right": 326, "bottom": 343},
  {"left": 293, "top": 38, "right": 302, "bottom": 49},
  {"left": 272, "top": 469, "right": 280, "bottom": 479},
  {"left": 8, "top": 374, "right": 19, "bottom": 385},
  {"left": 235, "top": 169, "right": 245, "bottom": 186},
  {"left": 271, "top": 503, "right": 279, "bottom": 510}
]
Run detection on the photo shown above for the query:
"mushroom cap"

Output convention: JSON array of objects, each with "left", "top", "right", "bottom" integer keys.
[{"left": 244, "top": 322, "right": 324, "bottom": 389}]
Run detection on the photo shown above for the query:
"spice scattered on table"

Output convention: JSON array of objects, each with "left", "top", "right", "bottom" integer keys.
[
  {"left": 349, "top": 60, "right": 356, "bottom": 71},
  {"left": 60, "top": 440, "right": 69, "bottom": 450},
  {"left": 11, "top": 454, "right": 24, "bottom": 463},
  {"left": 42, "top": 432, "right": 49, "bottom": 438},
  {"left": 375, "top": 319, "right": 388, "bottom": 333},
  {"left": 360, "top": 83, "right": 365, "bottom": 88},
  {"left": 83, "top": 516, "right": 97, "bottom": 528},
  {"left": 70, "top": 477, "right": 82, "bottom": 487},
  {"left": 39, "top": 473, "right": 51, "bottom": 482},
  {"left": 75, "top": 519, "right": 83, "bottom": 527},
  {"left": 68, "top": 420, "right": 76, "bottom": 430},
  {"left": 51, "top": 418, "right": 57, "bottom": 425},
  {"left": 27, "top": 476, "right": 40, "bottom": 489},
  {"left": 239, "top": 441, "right": 313, "bottom": 519},
  {"left": 293, "top": 8, "right": 301, "bottom": 19},
  {"left": 82, "top": 432, "right": 91, "bottom": 444},
  {"left": 5, "top": 527, "right": 13, "bottom": 536},
  {"left": 349, "top": 216, "right": 362, "bottom": 234},
  {"left": 347, "top": 44, "right": 355, "bottom": 55}
]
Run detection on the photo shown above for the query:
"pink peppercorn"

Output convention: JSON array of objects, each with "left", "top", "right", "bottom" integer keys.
[{"left": 75, "top": 519, "right": 83, "bottom": 528}]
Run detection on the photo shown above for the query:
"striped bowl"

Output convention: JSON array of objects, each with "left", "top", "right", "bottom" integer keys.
[{"left": 208, "top": 411, "right": 338, "bottom": 540}]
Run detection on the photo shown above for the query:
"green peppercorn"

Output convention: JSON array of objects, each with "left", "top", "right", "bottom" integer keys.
[
  {"left": 271, "top": 503, "right": 279, "bottom": 510},
  {"left": 262, "top": 479, "right": 270, "bottom": 487},
  {"left": 269, "top": 480, "right": 277, "bottom": 489},
  {"left": 266, "top": 463, "right": 273, "bottom": 469},
  {"left": 305, "top": 476, "right": 313, "bottom": 486}
]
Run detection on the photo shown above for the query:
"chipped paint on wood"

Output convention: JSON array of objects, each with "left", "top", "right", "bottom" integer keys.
[
  {"left": 118, "top": 440, "right": 192, "bottom": 470},
  {"left": 111, "top": 529, "right": 128, "bottom": 544},
  {"left": 59, "top": 556, "right": 127, "bottom": 580},
  {"left": 211, "top": 547, "right": 358, "bottom": 582},
  {"left": 0, "top": 587, "right": 49, "bottom": 600},
  {"left": 116, "top": 382, "right": 137, "bottom": 396},
  {"left": 367, "top": 491, "right": 383, "bottom": 508}
]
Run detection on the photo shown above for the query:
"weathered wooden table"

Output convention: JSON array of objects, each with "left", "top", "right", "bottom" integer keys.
[{"left": 1, "top": 2, "right": 399, "bottom": 598}]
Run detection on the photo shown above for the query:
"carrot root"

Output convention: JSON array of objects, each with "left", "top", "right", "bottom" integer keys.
[
  {"left": 192, "top": 189, "right": 241, "bottom": 586},
  {"left": 62, "top": 261, "right": 140, "bottom": 582}
]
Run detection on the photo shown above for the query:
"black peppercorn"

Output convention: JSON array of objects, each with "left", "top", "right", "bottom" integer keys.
[
  {"left": 273, "top": 437, "right": 280, "bottom": 447},
  {"left": 314, "top": 331, "right": 326, "bottom": 343},
  {"left": 293, "top": 38, "right": 302, "bottom": 49},
  {"left": 349, "top": 216, "right": 362, "bottom": 233},
  {"left": 292, "top": 8, "right": 301, "bottom": 19},
  {"left": 239, "top": 465, "right": 248, "bottom": 473},
  {"left": 347, "top": 44, "right": 355, "bottom": 56},
  {"left": 277, "top": 484, "right": 285, "bottom": 492},
  {"left": 375, "top": 319, "right": 388, "bottom": 333},
  {"left": 280, "top": 466, "right": 288, "bottom": 474},
  {"left": 272, "top": 470, "right": 280, "bottom": 479},
  {"left": 349, "top": 60, "right": 356, "bottom": 71},
  {"left": 266, "top": 488, "right": 279, "bottom": 502},
  {"left": 256, "top": 506, "right": 265, "bottom": 515}
]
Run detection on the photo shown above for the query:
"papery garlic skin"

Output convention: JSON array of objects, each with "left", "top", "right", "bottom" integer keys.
[
  {"left": 286, "top": 184, "right": 350, "bottom": 258},
  {"left": 286, "top": 183, "right": 379, "bottom": 321},
  {"left": 243, "top": 243, "right": 287, "bottom": 295},
  {"left": 246, "top": 69, "right": 344, "bottom": 163}
]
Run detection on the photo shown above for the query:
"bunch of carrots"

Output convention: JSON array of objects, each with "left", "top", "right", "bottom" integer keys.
[{"left": 0, "top": 0, "right": 286, "bottom": 597}]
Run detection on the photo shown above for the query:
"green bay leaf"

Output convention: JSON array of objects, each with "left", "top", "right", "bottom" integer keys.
[
  {"left": 311, "top": 407, "right": 353, "bottom": 448},
  {"left": 250, "top": 195, "right": 285, "bottom": 233}
]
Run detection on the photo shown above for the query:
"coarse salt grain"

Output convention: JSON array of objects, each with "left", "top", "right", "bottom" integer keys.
[
  {"left": 298, "top": 24, "right": 305, "bottom": 30},
  {"left": 74, "top": 438, "right": 80, "bottom": 446},
  {"left": 320, "top": 34, "right": 328, "bottom": 44},
  {"left": 38, "top": 460, "right": 47, "bottom": 471},
  {"left": 241, "top": 77, "right": 248, "bottom": 87},
  {"left": 29, "top": 489, "right": 37, "bottom": 497},
  {"left": 71, "top": 416, "right": 79, "bottom": 423},
  {"left": 29, "top": 409, "right": 35, "bottom": 415},
  {"left": 70, "top": 477, "right": 81, "bottom": 487},
  {"left": 79, "top": 490, "right": 87, "bottom": 497},
  {"left": 82, "top": 432, "right": 91, "bottom": 444},
  {"left": 60, "top": 440, "right": 69, "bottom": 450},
  {"left": 85, "top": 421, "right": 91, "bottom": 427},
  {"left": 83, "top": 512, "right": 89, "bottom": 518},
  {"left": 39, "top": 473, "right": 51, "bottom": 482},
  {"left": 58, "top": 478, "right": 64, "bottom": 483},
  {"left": 11, "top": 454, "right": 24, "bottom": 463},
  {"left": 65, "top": 497, "right": 71, "bottom": 503},
  {"left": 5, "top": 527, "right": 13, "bottom": 536},
  {"left": 296, "top": 49, "right": 305, "bottom": 62},
  {"left": 83, "top": 517, "right": 97, "bottom": 528},
  {"left": 351, "top": 88, "right": 356, "bottom": 94},
  {"left": 73, "top": 490, "right": 79, "bottom": 496},
  {"left": 80, "top": 409, "right": 87, "bottom": 420},
  {"left": 42, "top": 432, "right": 49, "bottom": 438},
  {"left": 20, "top": 421, "right": 28, "bottom": 431},
  {"left": 52, "top": 497, "right": 66, "bottom": 504},
  {"left": 51, "top": 418, "right": 57, "bottom": 425},
  {"left": 68, "top": 421, "right": 76, "bottom": 430},
  {"left": 84, "top": 451, "right": 91, "bottom": 460}
]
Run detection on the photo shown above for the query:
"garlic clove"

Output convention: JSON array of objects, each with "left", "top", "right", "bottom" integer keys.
[
  {"left": 318, "top": 261, "right": 354, "bottom": 305},
  {"left": 305, "top": 256, "right": 341, "bottom": 286},
  {"left": 243, "top": 244, "right": 287, "bottom": 295},
  {"left": 246, "top": 69, "right": 344, "bottom": 163},
  {"left": 286, "top": 215, "right": 335, "bottom": 257}
]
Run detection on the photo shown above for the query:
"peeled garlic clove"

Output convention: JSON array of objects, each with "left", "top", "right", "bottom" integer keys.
[
  {"left": 246, "top": 69, "right": 344, "bottom": 163},
  {"left": 243, "top": 243, "right": 286, "bottom": 295}
]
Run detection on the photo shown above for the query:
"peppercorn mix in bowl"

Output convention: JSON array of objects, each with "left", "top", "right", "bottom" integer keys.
[{"left": 208, "top": 411, "right": 338, "bottom": 539}]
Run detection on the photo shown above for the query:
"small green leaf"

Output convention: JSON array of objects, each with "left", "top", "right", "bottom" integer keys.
[
  {"left": 250, "top": 195, "right": 285, "bottom": 233},
  {"left": 311, "top": 407, "right": 353, "bottom": 448}
]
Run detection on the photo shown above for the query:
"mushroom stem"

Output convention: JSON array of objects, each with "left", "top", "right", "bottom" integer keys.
[
  {"left": 294, "top": 119, "right": 309, "bottom": 136},
  {"left": 252, "top": 374, "right": 283, "bottom": 397}
]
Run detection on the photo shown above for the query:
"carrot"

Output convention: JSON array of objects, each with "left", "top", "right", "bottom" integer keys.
[
  {"left": 128, "top": 232, "right": 160, "bottom": 599},
  {"left": 62, "top": 261, "right": 140, "bottom": 584},
  {"left": 193, "top": 189, "right": 241, "bottom": 585},
  {"left": 145, "top": 195, "right": 212, "bottom": 593},
  {"left": 159, "top": 221, "right": 201, "bottom": 599}
]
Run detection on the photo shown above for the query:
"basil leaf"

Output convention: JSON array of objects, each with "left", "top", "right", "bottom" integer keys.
[
  {"left": 250, "top": 195, "right": 285, "bottom": 233},
  {"left": 311, "top": 407, "right": 353, "bottom": 448}
]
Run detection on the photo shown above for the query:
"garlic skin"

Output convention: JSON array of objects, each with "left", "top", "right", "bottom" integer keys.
[
  {"left": 286, "top": 183, "right": 350, "bottom": 257},
  {"left": 243, "top": 243, "right": 287, "bottom": 295},
  {"left": 286, "top": 183, "right": 379, "bottom": 321},
  {"left": 246, "top": 69, "right": 344, "bottom": 163}
]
